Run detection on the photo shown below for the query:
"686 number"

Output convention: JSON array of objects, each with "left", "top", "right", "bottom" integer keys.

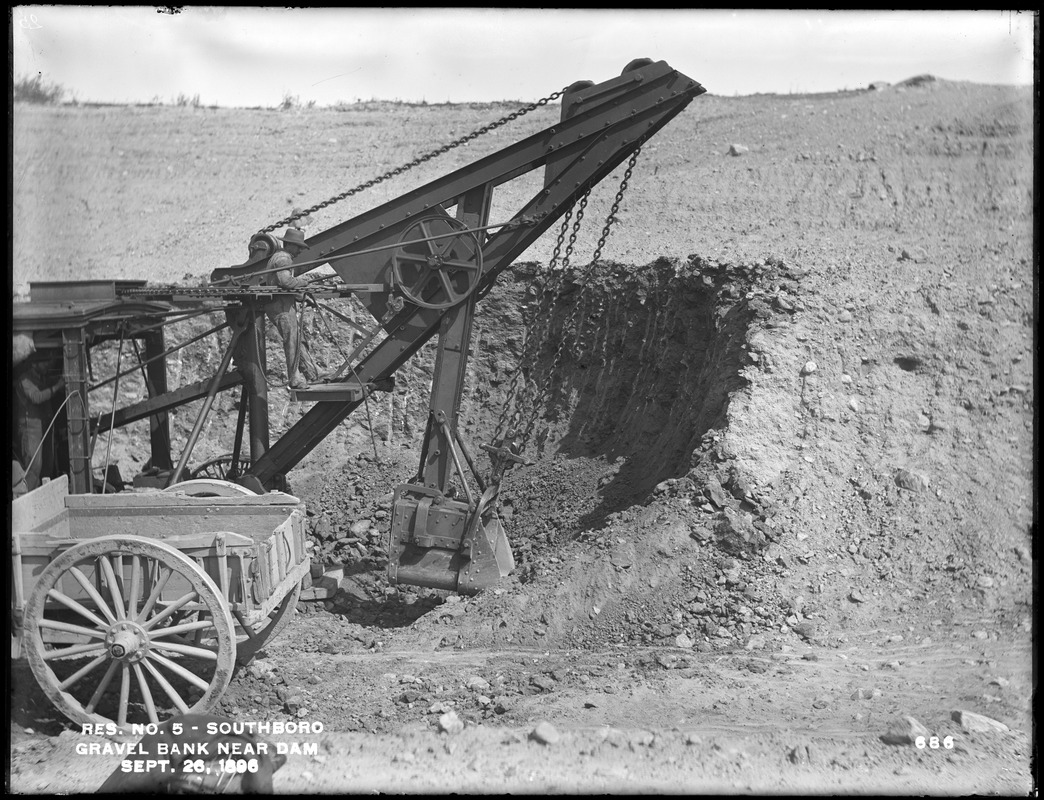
[{"left": 915, "top": 736, "right": 954, "bottom": 750}]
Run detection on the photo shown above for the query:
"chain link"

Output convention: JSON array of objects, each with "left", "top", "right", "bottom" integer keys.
[
  {"left": 260, "top": 88, "right": 569, "bottom": 235},
  {"left": 492, "top": 192, "right": 587, "bottom": 446},
  {"left": 491, "top": 138, "right": 646, "bottom": 472}
]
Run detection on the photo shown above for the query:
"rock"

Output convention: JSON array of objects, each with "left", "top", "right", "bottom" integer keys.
[
  {"left": 838, "top": 310, "right": 853, "bottom": 323},
  {"left": 530, "top": 721, "right": 560, "bottom": 746},
  {"left": 437, "top": 710, "right": 465, "bottom": 735},
  {"left": 703, "top": 475, "right": 730, "bottom": 508},
  {"left": 792, "top": 621, "right": 815, "bottom": 640},
  {"left": 349, "top": 519, "right": 371, "bottom": 536},
  {"left": 951, "top": 710, "right": 1009, "bottom": 734},
  {"left": 530, "top": 674, "right": 557, "bottom": 692},
  {"left": 675, "top": 633, "right": 694, "bottom": 649},
  {"left": 899, "top": 246, "right": 928, "bottom": 263},
  {"left": 801, "top": 361, "right": 817, "bottom": 376},
  {"left": 971, "top": 630, "right": 989, "bottom": 640},
  {"left": 894, "top": 468, "right": 929, "bottom": 492},
  {"left": 976, "top": 575, "right": 995, "bottom": 589},
  {"left": 744, "top": 634, "right": 767, "bottom": 651},
  {"left": 247, "top": 660, "right": 276, "bottom": 681},
  {"left": 848, "top": 589, "right": 865, "bottom": 603},
  {"left": 465, "top": 676, "right": 491, "bottom": 692},
  {"left": 880, "top": 716, "right": 930, "bottom": 745},
  {"left": 727, "top": 143, "right": 749, "bottom": 156},
  {"left": 1014, "top": 545, "right": 1030, "bottom": 562},
  {"left": 689, "top": 525, "right": 713, "bottom": 543},
  {"left": 812, "top": 697, "right": 830, "bottom": 709}
]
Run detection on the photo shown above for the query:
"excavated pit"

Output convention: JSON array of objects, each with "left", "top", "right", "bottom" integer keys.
[{"left": 469, "top": 257, "right": 761, "bottom": 540}]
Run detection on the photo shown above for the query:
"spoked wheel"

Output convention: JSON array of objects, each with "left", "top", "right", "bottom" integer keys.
[
  {"left": 190, "top": 453, "right": 251, "bottom": 482},
  {"left": 232, "top": 581, "right": 303, "bottom": 667},
  {"left": 22, "top": 536, "right": 236, "bottom": 732},
  {"left": 391, "top": 216, "right": 484, "bottom": 309}
]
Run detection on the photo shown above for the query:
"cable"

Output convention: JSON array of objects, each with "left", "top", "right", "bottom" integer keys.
[{"left": 20, "top": 389, "right": 82, "bottom": 484}]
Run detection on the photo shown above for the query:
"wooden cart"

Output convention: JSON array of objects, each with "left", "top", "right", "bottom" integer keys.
[{"left": 11, "top": 476, "right": 310, "bottom": 732}]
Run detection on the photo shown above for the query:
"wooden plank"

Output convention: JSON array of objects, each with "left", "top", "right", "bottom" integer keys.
[{"left": 12, "top": 475, "right": 70, "bottom": 534}]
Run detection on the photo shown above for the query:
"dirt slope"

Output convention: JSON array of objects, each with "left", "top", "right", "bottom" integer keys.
[{"left": 9, "top": 75, "right": 1035, "bottom": 794}]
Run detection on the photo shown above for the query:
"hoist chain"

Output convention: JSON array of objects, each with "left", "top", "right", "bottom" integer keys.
[
  {"left": 259, "top": 87, "right": 569, "bottom": 235},
  {"left": 489, "top": 138, "right": 647, "bottom": 475},
  {"left": 492, "top": 192, "right": 587, "bottom": 447}
]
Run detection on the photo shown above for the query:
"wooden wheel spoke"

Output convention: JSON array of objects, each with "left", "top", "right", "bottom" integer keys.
[
  {"left": 85, "top": 660, "right": 121, "bottom": 713},
  {"left": 149, "top": 639, "right": 219, "bottom": 661},
  {"left": 42, "top": 642, "right": 107, "bottom": 661},
  {"left": 58, "top": 653, "right": 109, "bottom": 691},
  {"left": 37, "top": 618, "right": 107, "bottom": 639},
  {"left": 148, "top": 651, "right": 212, "bottom": 693},
  {"left": 132, "top": 662, "right": 159, "bottom": 724},
  {"left": 142, "top": 658, "right": 191, "bottom": 713},
  {"left": 127, "top": 556, "right": 141, "bottom": 619},
  {"left": 46, "top": 588, "right": 109, "bottom": 630},
  {"left": 69, "top": 566, "right": 118, "bottom": 625},
  {"left": 149, "top": 618, "right": 214, "bottom": 639},
  {"left": 98, "top": 557, "right": 126, "bottom": 620},
  {"left": 142, "top": 591, "right": 198, "bottom": 631},
  {"left": 118, "top": 666, "right": 130, "bottom": 727},
  {"left": 136, "top": 566, "right": 173, "bottom": 623}
]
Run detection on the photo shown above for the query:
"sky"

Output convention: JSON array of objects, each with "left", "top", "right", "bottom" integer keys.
[{"left": 11, "top": 8, "right": 1037, "bottom": 107}]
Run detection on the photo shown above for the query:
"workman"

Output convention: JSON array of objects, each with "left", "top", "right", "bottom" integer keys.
[
  {"left": 14, "top": 359, "right": 64, "bottom": 491},
  {"left": 265, "top": 227, "right": 319, "bottom": 390}
]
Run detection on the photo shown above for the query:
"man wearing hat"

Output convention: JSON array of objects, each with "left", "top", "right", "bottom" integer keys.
[
  {"left": 14, "top": 357, "right": 65, "bottom": 491},
  {"left": 264, "top": 227, "right": 319, "bottom": 389}
]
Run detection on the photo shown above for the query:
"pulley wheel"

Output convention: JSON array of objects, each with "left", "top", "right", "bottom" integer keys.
[{"left": 391, "top": 216, "right": 484, "bottom": 309}]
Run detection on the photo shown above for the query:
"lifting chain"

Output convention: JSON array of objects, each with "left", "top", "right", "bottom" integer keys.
[
  {"left": 259, "top": 87, "right": 570, "bottom": 236},
  {"left": 488, "top": 138, "right": 646, "bottom": 478}
]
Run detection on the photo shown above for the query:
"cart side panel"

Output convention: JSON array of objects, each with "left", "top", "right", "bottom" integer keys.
[
  {"left": 62, "top": 492, "right": 304, "bottom": 544},
  {"left": 12, "top": 475, "right": 71, "bottom": 535}
]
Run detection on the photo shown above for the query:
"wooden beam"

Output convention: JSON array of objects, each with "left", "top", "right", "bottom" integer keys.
[{"left": 94, "top": 372, "right": 244, "bottom": 432}]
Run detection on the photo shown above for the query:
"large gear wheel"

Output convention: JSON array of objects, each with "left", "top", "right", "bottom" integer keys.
[{"left": 391, "top": 216, "right": 484, "bottom": 309}]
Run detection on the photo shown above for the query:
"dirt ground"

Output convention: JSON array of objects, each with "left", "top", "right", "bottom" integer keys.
[{"left": 9, "top": 71, "right": 1036, "bottom": 794}]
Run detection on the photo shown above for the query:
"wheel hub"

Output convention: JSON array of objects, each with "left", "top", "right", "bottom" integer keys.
[{"left": 105, "top": 621, "right": 149, "bottom": 662}]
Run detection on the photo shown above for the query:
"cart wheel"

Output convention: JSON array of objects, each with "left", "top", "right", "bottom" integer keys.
[
  {"left": 190, "top": 453, "right": 251, "bottom": 481},
  {"left": 164, "top": 479, "right": 257, "bottom": 498},
  {"left": 22, "top": 536, "right": 236, "bottom": 732},
  {"left": 233, "top": 580, "right": 303, "bottom": 667}
]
